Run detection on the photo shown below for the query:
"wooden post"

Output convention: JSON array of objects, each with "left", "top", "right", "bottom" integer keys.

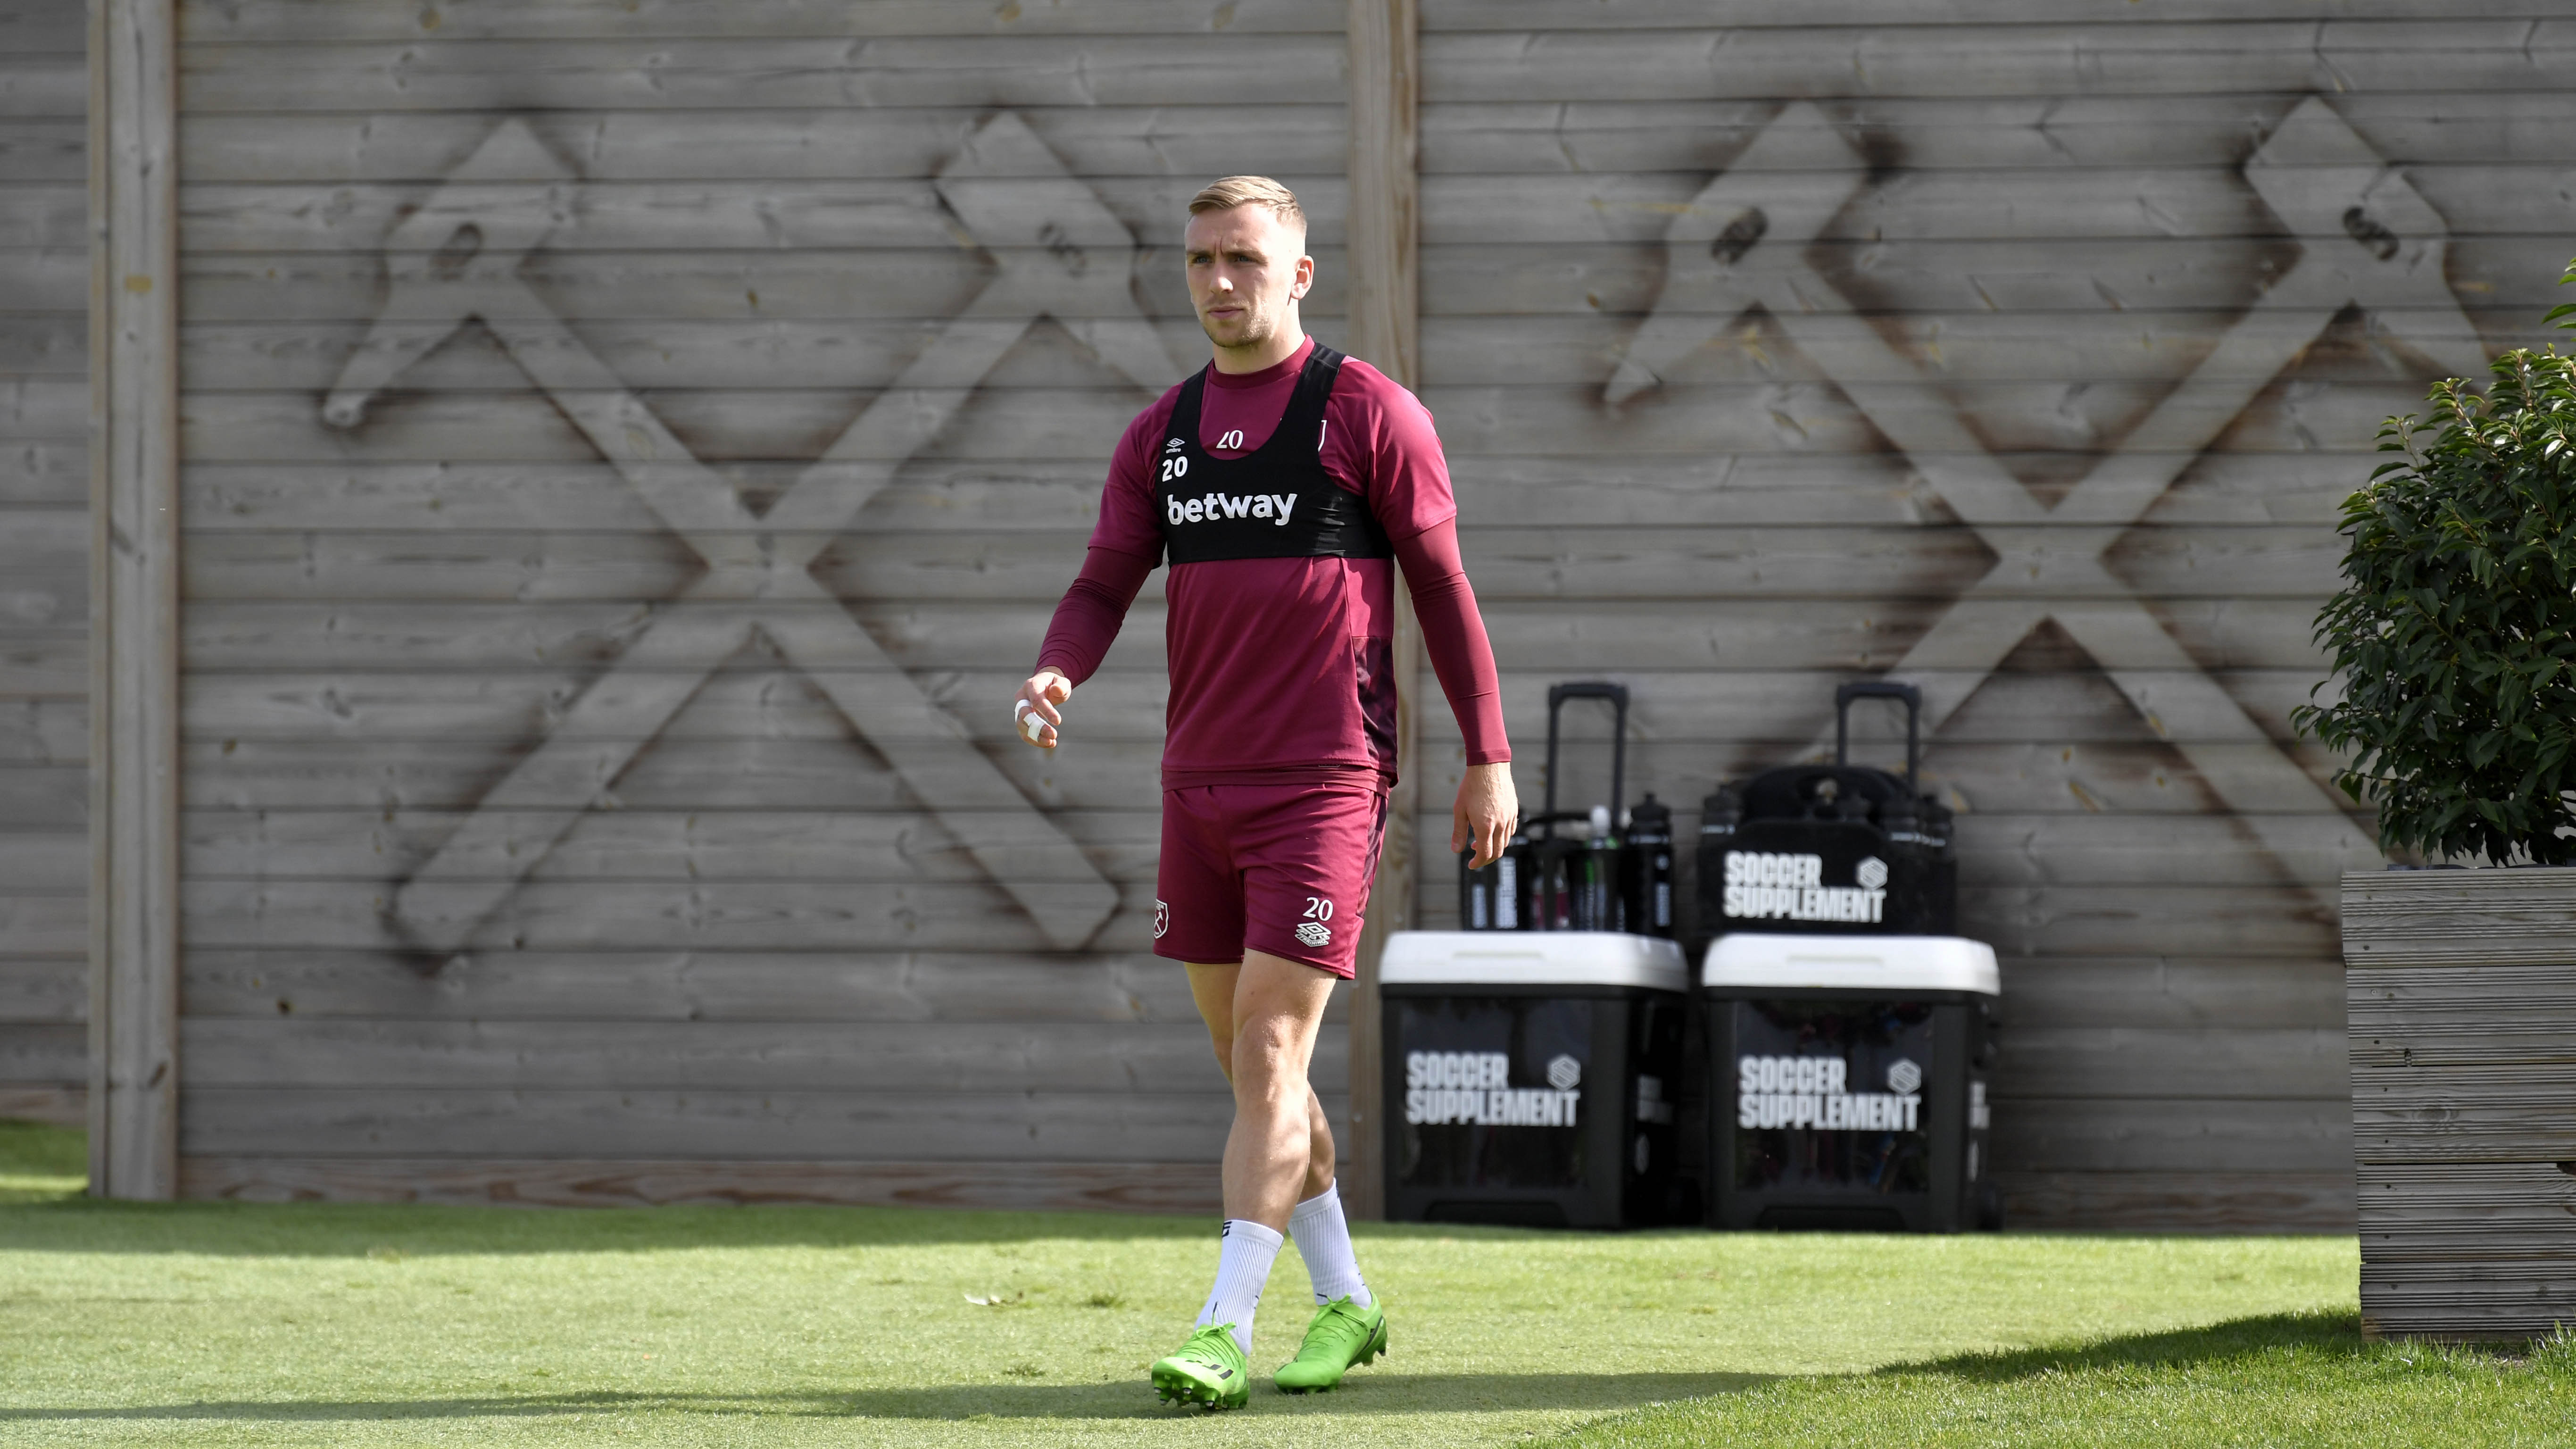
[
  {"left": 1344, "top": 0, "right": 1419, "bottom": 1222},
  {"left": 88, "top": 0, "right": 182, "bottom": 1200}
]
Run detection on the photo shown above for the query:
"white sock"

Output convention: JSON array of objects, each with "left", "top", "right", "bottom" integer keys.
[
  {"left": 1287, "top": 1185, "right": 1373, "bottom": 1308},
  {"left": 1193, "top": 1219, "right": 1283, "bottom": 1355}
]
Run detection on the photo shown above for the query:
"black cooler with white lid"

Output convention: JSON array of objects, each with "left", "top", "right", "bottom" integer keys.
[
  {"left": 1703, "top": 933, "right": 2002, "bottom": 1233},
  {"left": 1380, "top": 931, "right": 1689, "bottom": 1229}
]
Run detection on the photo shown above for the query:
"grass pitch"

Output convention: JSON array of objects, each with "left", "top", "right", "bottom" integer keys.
[{"left": 0, "top": 1122, "right": 2562, "bottom": 1446}]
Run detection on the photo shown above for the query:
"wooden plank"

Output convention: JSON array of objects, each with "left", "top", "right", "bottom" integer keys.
[
  {"left": 169, "top": 449, "right": 2381, "bottom": 537},
  {"left": 1426, "top": 1, "right": 2576, "bottom": 25},
  {"left": 0, "top": 1083, "right": 84, "bottom": 1127},
  {"left": 178, "top": 1016, "right": 1307, "bottom": 1095},
  {"left": 2358, "top": 1162, "right": 2576, "bottom": 1260},
  {"left": 171, "top": 382, "right": 2425, "bottom": 466},
  {"left": 177, "top": 1086, "right": 1345, "bottom": 1161},
  {"left": 176, "top": 524, "right": 2055, "bottom": 604},
  {"left": 1421, "top": 94, "right": 2576, "bottom": 174},
  {"left": 0, "top": 765, "right": 84, "bottom": 826},
  {"left": 1962, "top": 885, "right": 2333, "bottom": 959},
  {"left": 1420, "top": 167, "right": 2576, "bottom": 246},
  {"left": 1413, "top": 237, "right": 2576, "bottom": 320},
  {"left": 1416, "top": 25, "right": 2576, "bottom": 104},
  {"left": 1997, "top": 1170, "right": 2356, "bottom": 1233},
  {"left": 0, "top": 4, "right": 80, "bottom": 54},
  {"left": 1994, "top": 956, "right": 2343, "bottom": 1030},
  {"left": 0, "top": 314, "right": 86, "bottom": 374},
  {"left": 180, "top": 0, "right": 1340, "bottom": 42},
  {"left": 0, "top": 56, "right": 89, "bottom": 117},
  {"left": 0, "top": 830, "right": 87, "bottom": 892},
  {"left": 179, "top": 876, "right": 1165, "bottom": 954},
  {"left": 180, "top": 948, "right": 1219, "bottom": 1024},
  {"left": 180, "top": 108, "right": 1346, "bottom": 183},
  {"left": 180, "top": 1155, "right": 1222, "bottom": 1214},
  {"left": 0, "top": 190, "right": 84, "bottom": 247},
  {"left": 1949, "top": 814, "right": 2364, "bottom": 888},
  {"left": 2350, "top": 965, "right": 2576, "bottom": 1067},
  {"left": 167, "top": 595, "right": 2330, "bottom": 679},
  {"left": 0, "top": 117, "right": 81, "bottom": 182},
  {"left": 1992, "top": 1096, "right": 2352, "bottom": 1174},
  {"left": 182, "top": 807, "right": 1161, "bottom": 883},
  {"left": 2342, "top": 867, "right": 2576, "bottom": 967},
  {"left": 0, "top": 956, "right": 85, "bottom": 1023},
  {"left": 166, "top": 666, "right": 2348, "bottom": 749},
  {"left": 173, "top": 736, "right": 2342, "bottom": 818},
  {"left": 1992, "top": 1027, "right": 2345, "bottom": 1100},
  {"left": 0, "top": 441, "right": 87, "bottom": 506},
  {"left": 2, "top": 375, "right": 82, "bottom": 435},
  {"left": 178, "top": 316, "right": 1222, "bottom": 394},
  {"left": 2352, "top": 1064, "right": 2576, "bottom": 1163},
  {"left": 169, "top": 310, "right": 2522, "bottom": 396},
  {"left": 173, "top": 872, "right": 2343, "bottom": 962},
  {"left": 164, "top": 454, "right": 2385, "bottom": 541},
  {"left": 177, "top": 188, "right": 1348, "bottom": 261},
  {"left": 0, "top": 1020, "right": 82, "bottom": 1083},
  {"left": 0, "top": 700, "right": 86, "bottom": 763},
  {"left": 0, "top": 892, "right": 83, "bottom": 956},
  {"left": 0, "top": 629, "right": 84, "bottom": 694},
  {"left": 176, "top": 38, "right": 1351, "bottom": 113},
  {"left": 91, "top": 0, "right": 183, "bottom": 1201},
  {"left": 1423, "top": 311, "right": 2523, "bottom": 389}
]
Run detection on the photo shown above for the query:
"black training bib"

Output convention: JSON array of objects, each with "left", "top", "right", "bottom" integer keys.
[{"left": 1155, "top": 344, "right": 1393, "bottom": 565}]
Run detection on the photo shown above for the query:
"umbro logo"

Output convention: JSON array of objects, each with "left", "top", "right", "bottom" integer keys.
[{"left": 1165, "top": 437, "right": 1186, "bottom": 451}]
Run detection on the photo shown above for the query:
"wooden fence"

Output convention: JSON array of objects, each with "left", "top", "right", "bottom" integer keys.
[{"left": 17, "top": 0, "right": 2576, "bottom": 1225}]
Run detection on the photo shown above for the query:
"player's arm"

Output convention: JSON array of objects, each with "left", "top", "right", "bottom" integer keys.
[
  {"left": 1020, "top": 547, "right": 1153, "bottom": 748},
  {"left": 1019, "top": 414, "right": 1165, "bottom": 749},
  {"left": 1343, "top": 374, "right": 1518, "bottom": 866},
  {"left": 1391, "top": 521, "right": 1517, "bottom": 867}
]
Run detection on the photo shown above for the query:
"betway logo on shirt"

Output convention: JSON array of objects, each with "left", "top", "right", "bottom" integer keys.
[
  {"left": 1737, "top": 1054, "right": 1923, "bottom": 1133},
  {"left": 1720, "top": 849, "right": 1887, "bottom": 923},
  {"left": 1166, "top": 491, "right": 1300, "bottom": 527},
  {"left": 1403, "top": 1050, "right": 1581, "bottom": 1128}
]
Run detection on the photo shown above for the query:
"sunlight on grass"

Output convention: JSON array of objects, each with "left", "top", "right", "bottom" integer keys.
[
  {"left": 0, "top": 1119, "right": 85, "bottom": 1204},
  {"left": 1565, "top": 1313, "right": 2576, "bottom": 1448},
  {"left": 0, "top": 1122, "right": 2393, "bottom": 1447}
]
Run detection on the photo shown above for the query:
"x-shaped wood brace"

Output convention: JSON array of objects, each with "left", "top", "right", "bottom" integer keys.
[
  {"left": 1607, "top": 99, "right": 2492, "bottom": 895},
  {"left": 324, "top": 114, "right": 1174, "bottom": 957}
]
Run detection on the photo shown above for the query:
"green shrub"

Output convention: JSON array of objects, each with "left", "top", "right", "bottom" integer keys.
[{"left": 2293, "top": 275, "right": 2576, "bottom": 864}]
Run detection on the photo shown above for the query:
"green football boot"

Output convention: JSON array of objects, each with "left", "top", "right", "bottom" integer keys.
[
  {"left": 1150, "top": 1323, "right": 1250, "bottom": 1411},
  {"left": 1273, "top": 1296, "right": 1387, "bottom": 1393}
]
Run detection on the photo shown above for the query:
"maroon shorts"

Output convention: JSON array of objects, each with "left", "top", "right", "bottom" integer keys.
[{"left": 1155, "top": 783, "right": 1388, "bottom": 979}]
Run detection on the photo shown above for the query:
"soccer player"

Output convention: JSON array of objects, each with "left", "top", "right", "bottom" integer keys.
[{"left": 1014, "top": 175, "right": 1517, "bottom": 1408}]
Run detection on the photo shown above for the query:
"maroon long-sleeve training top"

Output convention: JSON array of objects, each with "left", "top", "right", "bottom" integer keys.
[{"left": 1037, "top": 336, "right": 1510, "bottom": 791}]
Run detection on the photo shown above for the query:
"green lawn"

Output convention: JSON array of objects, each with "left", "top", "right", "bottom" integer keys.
[{"left": 0, "top": 1121, "right": 2561, "bottom": 1446}]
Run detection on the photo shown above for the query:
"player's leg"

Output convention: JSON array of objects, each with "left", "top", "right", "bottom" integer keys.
[
  {"left": 1227, "top": 785, "right": 1389, "bottom": 1391},
  {"left": 1148, "top": 791, "right": 1258, "bottom": 1410}
]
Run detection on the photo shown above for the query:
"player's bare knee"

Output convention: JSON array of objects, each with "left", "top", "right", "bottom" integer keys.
[{"left": 1229, "top": 1017, "right": 1306, "bottom": 1096}]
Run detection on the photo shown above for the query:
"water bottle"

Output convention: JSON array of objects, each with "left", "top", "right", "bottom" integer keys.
[{"left": 1621, "top": 792, "right": 1676, "bottom": 939}]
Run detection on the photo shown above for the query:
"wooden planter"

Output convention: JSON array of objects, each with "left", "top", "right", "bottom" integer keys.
[{"left": 2343, "top": 868, "right": 2576, "bottom": 1340}]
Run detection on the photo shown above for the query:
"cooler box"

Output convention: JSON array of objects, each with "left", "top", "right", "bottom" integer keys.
[
  {"left": 1381, "top": 930, "right": 1687, "bottom": 1229},
  {"left": 1703, "top": 933, "right": 2002, "bottom": 1232}
]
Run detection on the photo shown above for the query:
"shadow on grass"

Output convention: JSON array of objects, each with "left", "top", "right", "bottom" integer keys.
[
  {"left": 0, "top": 1373, "right": 1773, "bottom": 1424},
  {"left": 0, "top": 1194, "right": 1728, "bottom": 1258},
  {"left": 1879, "top": 1309, "right": 2370, "bottom": 1382}
]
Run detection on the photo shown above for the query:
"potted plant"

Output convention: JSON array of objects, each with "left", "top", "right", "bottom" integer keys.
[{"left": 2294, "top": 269, "right": 2576, "bottom": 1341}]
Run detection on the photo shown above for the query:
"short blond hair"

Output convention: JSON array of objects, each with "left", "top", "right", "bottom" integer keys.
[{"left": 1188, "top": 175, "right": 1305, "bottom": 233}]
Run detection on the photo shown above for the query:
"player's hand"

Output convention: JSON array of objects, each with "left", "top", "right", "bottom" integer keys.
[
  {"left": 1453, "top": 762, "right": 1519, "bottom": 869},
  {"left": 1014, "top": 669, "right": 1072, "bottom": 749}
]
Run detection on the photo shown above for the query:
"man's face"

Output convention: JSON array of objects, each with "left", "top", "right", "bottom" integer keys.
[{"left": 1183, "top": 204, "right": 1312, "bottom": 352}]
